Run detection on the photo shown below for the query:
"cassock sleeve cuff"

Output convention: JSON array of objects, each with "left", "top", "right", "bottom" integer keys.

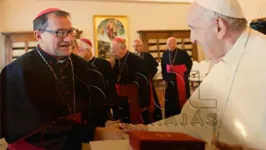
[{"left": 77, "top": 124, "right": 97, "bottom": 142}]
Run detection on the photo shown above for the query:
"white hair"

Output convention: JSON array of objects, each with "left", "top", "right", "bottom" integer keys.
[
  {"left": 200, "top": 6, "right": 247, "bottom": 31},
  {"left": 76, "top": 39, "right": 94, "bottom": 56}
]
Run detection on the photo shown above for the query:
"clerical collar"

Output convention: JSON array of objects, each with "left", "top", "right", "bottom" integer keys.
[
  {"left": 37, "top": 46, "right": 68, "bottom": 64},
  {"left": 221, "top": 27, "right": 251, "bottom": 67},
  {"left": 120, "top": 51, "right": 129, "bottom": 61},
  {"left": 89, "top": 57, "right": 96, "bottom": 64},
  {"left": 139, "top": 52, "right": 144, "bottom": 59},
  {"left": 170, "top": 48, "right": 178, "bottom": 52}
]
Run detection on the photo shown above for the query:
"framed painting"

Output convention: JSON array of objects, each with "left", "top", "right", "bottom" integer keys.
[{"left": 93, "top": 15, "right": 129, "bottom": 58}]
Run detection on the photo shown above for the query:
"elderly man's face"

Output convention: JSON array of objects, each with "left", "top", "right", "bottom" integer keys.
[
  {"left": 166, "top": 39, "right": 177, "bottom": 51},
  {"left": 78, "top": 47, "right": 92, "bottom": 60},
  {"left": 39, "top": 13, "right": 74, "bottom": 57},
  {"left": 111, "top": 41, "right": 123, "bottom": 59},
  {"left": 133, "top": 41, "right": 143, "bottom": 53},
  {"left": 187, "top": 3, "right": 218, "bottom": 60}
]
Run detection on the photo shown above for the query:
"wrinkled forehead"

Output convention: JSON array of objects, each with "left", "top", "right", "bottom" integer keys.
[
  {"left": 187, "top": 2, "right": 204, "bottom": 28},
  {"left": 111, "top": 41, "right": 119, "bottom": 47},
  {"left": 167, "top": 38, "right": 176, "bottom": 44}
]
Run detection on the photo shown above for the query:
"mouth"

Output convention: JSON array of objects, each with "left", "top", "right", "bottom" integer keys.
[{"left": 59, "top": 44, "right": 71, "bottom": 48}]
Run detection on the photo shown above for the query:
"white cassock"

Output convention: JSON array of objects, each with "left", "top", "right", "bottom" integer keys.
[{"left": 148, "top": 27, "right": 266, "bottom": 149}]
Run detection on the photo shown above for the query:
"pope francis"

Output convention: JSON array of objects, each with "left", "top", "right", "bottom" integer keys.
[{"left": 123, "top": 0, "right": 266, "bottom": 149}]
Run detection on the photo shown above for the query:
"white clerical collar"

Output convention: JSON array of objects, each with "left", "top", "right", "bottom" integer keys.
[{"left": 221, "top": 27, "right": 250, "bottom": 67}]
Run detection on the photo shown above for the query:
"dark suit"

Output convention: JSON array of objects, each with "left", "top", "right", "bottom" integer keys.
[{"left": 138, "top": 52, "right": 162, "bottom": 122}]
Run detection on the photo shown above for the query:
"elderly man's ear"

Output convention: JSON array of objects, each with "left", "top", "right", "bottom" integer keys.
[{"left": 216, "top": 18, "right": 228, "bottom": 40}]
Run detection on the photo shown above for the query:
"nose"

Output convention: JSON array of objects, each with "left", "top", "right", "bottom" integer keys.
[{"left": 64, "top": 33, "right": 74, "bottom": 42}]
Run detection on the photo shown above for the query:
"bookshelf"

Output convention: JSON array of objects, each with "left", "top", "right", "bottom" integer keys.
[
  {"left": 137, "top": 30, "right": 198, "bottom": 62},
  {"left": 1, "top": 30, "right": 82, "bottom": 66}
]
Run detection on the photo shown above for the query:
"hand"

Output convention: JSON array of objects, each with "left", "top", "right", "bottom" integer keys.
[
  {"left": 94, "top": 123, "right": 128, "bottom": 140},
  {"left": 105, "top": 120, "right": 121, "bottom": 127},
  {"left": 121, "top": 123, "right": 148, "bottom": 132}
]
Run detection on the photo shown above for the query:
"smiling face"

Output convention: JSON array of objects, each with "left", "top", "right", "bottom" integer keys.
[{"left": 35, "top": 13, "right": 74, "bottom": 57}]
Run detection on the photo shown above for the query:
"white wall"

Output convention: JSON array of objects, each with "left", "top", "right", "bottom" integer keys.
[
  {"left": 1, "top": 0, "right": 191, "bottom": 42},
  {"left": 1, "top": 0, "right": 266, "bottom": 70},
  {"left": 0, "top": 0, "right": 193, "bottom": 69}
]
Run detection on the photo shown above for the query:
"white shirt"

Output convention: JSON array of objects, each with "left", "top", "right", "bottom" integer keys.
[{"left": 148, "top": 27, "right": 266, "bottom": 149}]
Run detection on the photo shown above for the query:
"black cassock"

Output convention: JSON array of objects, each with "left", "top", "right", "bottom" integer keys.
[
  {"left": 161, "top": 48, "right": 192, "bottom": 118},
  {"left": 0, "top": 48, "right": 111, "bottom": 150},
  {"left": 138, "top": 52, "right": 162, "bottom": 122},
  {"left": 112, "top": 52, "right": 150, "bottom": 124},
  {"left": 89, "top": 57, "right": 118, "bottom": 107}
]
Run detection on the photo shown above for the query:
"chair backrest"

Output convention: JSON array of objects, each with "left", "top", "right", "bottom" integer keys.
[
  {"left": 115, "top": 83, "right": 144, "bottom": 124},
  {"left": 154, "top": 62, "right": 162, "bottom": 80}
]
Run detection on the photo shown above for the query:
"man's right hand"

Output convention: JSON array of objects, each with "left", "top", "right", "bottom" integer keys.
[
  {"left": 94, "top": 123, "right": 128, "bottom": 140},
  {"left": 120, "top": 123, "right": 148, "bottom": 132}
]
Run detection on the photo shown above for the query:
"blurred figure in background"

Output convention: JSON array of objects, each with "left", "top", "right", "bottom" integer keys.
[
  {"left": 133, "top": 39, "right": 162, "bottom": 122},
  {"left": 72, "top": 38, "right": 118, "bottom": 120},
  {"left": 111, "top": 37, "right": 151, "bottom": 124},
  {"left": 161, "top": 37, "right": 192, "bottom": 118}
]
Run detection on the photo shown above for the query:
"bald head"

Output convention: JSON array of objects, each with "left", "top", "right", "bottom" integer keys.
[
  {"left": 166, "top": 37, "right": 177, "bottom": 51},
  {"left": 133, "top": 39, "right": 143, "bottom": 53}
]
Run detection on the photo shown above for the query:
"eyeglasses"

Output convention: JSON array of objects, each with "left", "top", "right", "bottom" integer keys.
[{"left": 39, "top": 28, "right": 78, "bottom": 38}]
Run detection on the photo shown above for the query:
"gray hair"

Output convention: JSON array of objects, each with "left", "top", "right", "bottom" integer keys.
[
  {"left": 113, "top": 41, "right": 127, "bottom": 50},
  {"left": 33, "top": 10, "right": 70, "bottom": 30},
  {"left": 201, "top": 8, "right": 247, "bottom": 31}
]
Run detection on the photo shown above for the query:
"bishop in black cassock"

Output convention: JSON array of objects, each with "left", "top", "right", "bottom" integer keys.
[
  {"left": 0, "top": 47, "right": 112, "bottom": 150},
  {"left": 162, "top": 37, "right": 193, "bottom": 118},
  {"left": 113, "top": 52, "right": 150, "bottom": 124},
  {"left": 111, "top": 37, "right": 150, "bottom": 124}
]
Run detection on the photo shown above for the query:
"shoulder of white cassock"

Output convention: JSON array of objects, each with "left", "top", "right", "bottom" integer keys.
[{"left": 148, "top": 27, "right": 266, "bottom": 149}]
